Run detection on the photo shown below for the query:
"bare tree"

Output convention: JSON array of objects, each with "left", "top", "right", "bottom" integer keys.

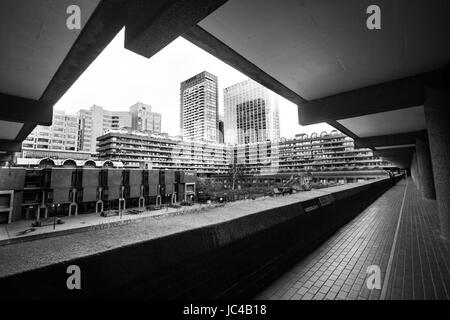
[{"left": 228, "top": 162, "right": 245, "bottom": 190}]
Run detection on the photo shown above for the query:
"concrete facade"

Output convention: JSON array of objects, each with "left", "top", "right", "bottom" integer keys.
[
  {"left": 424, "top": 89, "right": 450, "bottom": 239},
  {"left": 0, "top": 167, "right": 197, "bottom": 224}
]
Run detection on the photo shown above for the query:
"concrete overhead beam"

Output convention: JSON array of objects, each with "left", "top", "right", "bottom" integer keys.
[
  {"left": 183, "top": 26, "right": 307, "bottom": 106},
  {"left": 125, "top": 0, "right": 229, "bottom": 59},
  {"left": 354, "top": 131, "right": 425, "bottom": 149},
  {"left": 298, "top": 72, "right": 442, "bottom": 126},
  {"left": 39, "top": 0, "right": 128, "bottom": 107},
  {"left": 0, "top": 93, "right": 52, "bottom": 125},
  {"left": 14, "top": 123, "right": 38, "bottom": 142},
  {"left": 373, "top": 147, "right": 415, "bottom": 158},
  {"left": 327, "top": 120, "right": 360, "bottom": 140},
  {"left": 0, "top": 140, "right": 22, "bottom": 153},
  {"left": 0, "top": 0, "right": 128, "bottom": 154},
  {"left": 0, "top": 154, "right": 14, "bottom": 162}
]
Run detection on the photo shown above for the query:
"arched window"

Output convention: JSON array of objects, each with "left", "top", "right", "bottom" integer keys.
[
  {"left": 102, "top": 160, "right": 114, "bottom": 168},
  {"left": 38, "top": 158, "right": 55, "bottom": 168},
  {"left": 83, "top": 160, "right": 96, "bottom": 168},
  {"left": 62, "top": 159, "right": 77, "bottom": 167}
]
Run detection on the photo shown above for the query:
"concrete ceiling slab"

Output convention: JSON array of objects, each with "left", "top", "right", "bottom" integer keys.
[
  {"left": 0, "top": 120, "right": 24, "bottom": 140},
  {"left": 375, "top": 144, "right": 415, "bottom": 150},
  {"left": 199, "top": 0, "right": 450, "bottom": 100},
  {"left": 0, "top": 0, "right": 100, "bottom": 100},
  {"left": 337, "top": 106, "right": 426, "bottom": 138}
]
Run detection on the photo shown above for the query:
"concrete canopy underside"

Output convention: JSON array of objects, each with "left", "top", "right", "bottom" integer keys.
[
  {"left": 181, "top": 0, "right": 450, "bottom": 168},
  {"left": 2, "top": 0, "right": 449, "bottom": 168},
  {"left": 0, "top": 0, "right": 103, "bottom": 159},
  {"left": 0, "top": 0, "right": 229, "bottom": 160}
]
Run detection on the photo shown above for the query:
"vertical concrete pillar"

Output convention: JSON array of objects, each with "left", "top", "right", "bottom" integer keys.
[
  {"left": 424, "top": 89, "right": 450, "bottom": 239},
  {"left": 415, "top": 136, "right": 436, "bottom": 199},
  {"left": 410, "top": 151, "right": 418, "bottom": 189}
]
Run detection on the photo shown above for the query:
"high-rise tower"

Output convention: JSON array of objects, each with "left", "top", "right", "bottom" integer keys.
[
  {"left": 180, "top": 71, "right": 219, "bottom": 143},
  {"left": 224, "top": 79, "right": 280, "bottom": 145}
]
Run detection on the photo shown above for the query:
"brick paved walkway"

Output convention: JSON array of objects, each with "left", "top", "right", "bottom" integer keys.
[{"left": 256, "top": 178, "right": 450, "bottom": 300}]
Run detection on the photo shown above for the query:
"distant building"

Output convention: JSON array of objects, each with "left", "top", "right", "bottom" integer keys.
[
  {"left": 25, "top": 103, "right": 163, "bottom": 156},
  {"left": 180, "top": 71, "right": 219, "bottom": 143},
  {"left": 278, "top": 130, "right": 392, "bottom": 183},
  {"left": 226, "top": 130, "right": 392, "bottom": 180},
  {"left": 224, "top": 79, "right": 280, "bottom": 145},
  {"left": 22, "top": 110, "right": 79, "bottom": 151},
  {"left": 96, "top": 128, "right": 392, "bottom": 182},
  {"left": 77, "top": 105, "right": 132, "bottom": 154},
  {"left": 228, "top": 140, "right": 280, "bottom": 176},
  {"left": 129, "top": 102, "right": 162, "bottom": 133},
  {"left": 97, "top": 129, "right": 229, "bottom": 176},
  {"left": 218, "top": 115, "right": 224, "bottom": 144}
]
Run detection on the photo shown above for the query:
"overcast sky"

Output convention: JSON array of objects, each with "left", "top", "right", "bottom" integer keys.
[{"left": 55, "top": 28, "right": 332, "bottom": 138}]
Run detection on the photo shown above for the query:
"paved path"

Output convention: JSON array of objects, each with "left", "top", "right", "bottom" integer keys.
[{"left": 256, "top": 178, "right": 450, "bottom": 300}]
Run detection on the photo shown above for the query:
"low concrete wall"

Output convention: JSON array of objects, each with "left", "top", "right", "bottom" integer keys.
[{"left": 0, "top": 176, "right": 402, "bottom": 299}]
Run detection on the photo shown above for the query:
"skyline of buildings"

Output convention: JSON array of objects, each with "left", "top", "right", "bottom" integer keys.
[
  {"left": 224, "top": 79, "right": 280, "bottom": 145},
  {"left": 95, "top": 129, "right": 392, "bottom": 178},
  {"left": 21, "top": 71, "right": 295, "bottom": 157},
  {"left": 23, "top": 103, "right": 163, "bottom": 155},
  {"left": 20, "top": 71, "right": 387, "bottom": 177}
]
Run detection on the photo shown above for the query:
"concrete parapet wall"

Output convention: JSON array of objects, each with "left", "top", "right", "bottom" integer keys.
[{"left": 0, "top": 176, "right": 402, "bottom": 299}]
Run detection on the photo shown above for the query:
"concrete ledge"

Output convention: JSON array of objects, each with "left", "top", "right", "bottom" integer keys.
[
  {"left": 0, "top": 177, "right": 401, "bottom": 299},
  {"left": 0, "top": 203, "right": 223, "bottom": 247}
]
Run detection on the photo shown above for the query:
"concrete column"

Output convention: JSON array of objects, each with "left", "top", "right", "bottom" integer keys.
[
  {"left": 415, "top": 136, "right": 436, "bottom": 199},
  {"left": 410, "top": 151, "right": 419, "bottom": 189},
  {"left": 424, "top": 89, "right": 450, "bottom": 239}
]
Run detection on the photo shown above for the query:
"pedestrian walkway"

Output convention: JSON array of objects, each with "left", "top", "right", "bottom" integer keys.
[{"left": 255, "top": 178, "right": 450, "bottom": 300}]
